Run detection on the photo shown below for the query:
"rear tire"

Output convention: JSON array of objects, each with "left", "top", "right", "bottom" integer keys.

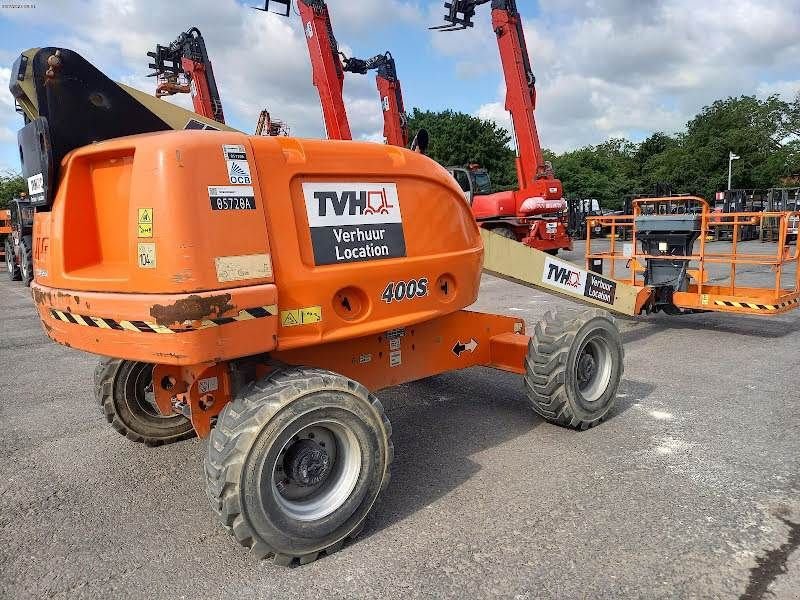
[
  {"left": 5, "top": 238, "right": 20, "bottom": 281},
  {"left": 95, "top": 359, "right": 196, "bottom": 446},
  {"left": 524, "top": 309, "right": 624, "bottom": 430},
  {"left": 205, "top": 367, "right": 393, "bottom": 566},
  {"left": 20, "top": 239, "right": 33, "bottom": 286}
]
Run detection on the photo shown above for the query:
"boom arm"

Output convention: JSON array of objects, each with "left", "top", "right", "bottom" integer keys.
[
  {"left": 433, "top": 1, "right": 557, "bottom": 196},
  {"left": 147, "top": 28, "right": 225, "bottom": 124},
  {"left": 258, "top": 0, "right": 351, "bottom": 140},
  {"left": 342, "top": 52, "right": 409, "bottom": 148}
]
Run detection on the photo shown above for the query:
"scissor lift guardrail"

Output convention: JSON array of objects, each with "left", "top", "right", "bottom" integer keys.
[{"left": 585, "top": 197, "right": 800, "bottom": 316}]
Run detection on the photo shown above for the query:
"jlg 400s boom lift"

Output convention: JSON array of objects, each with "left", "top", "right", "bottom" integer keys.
[
  {"left": 13, "top": 46, "right": 639, "bottom": 565},
  {"left": 259, "top": 0, "right": 409, "bottom": 147},
  {"left": 434, "top": 0, "right": 572, "bottom": 254}
]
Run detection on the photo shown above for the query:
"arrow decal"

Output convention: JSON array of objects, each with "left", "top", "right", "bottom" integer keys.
[{"left": 452, "top": 338, "right": 478, "bottom": 357}]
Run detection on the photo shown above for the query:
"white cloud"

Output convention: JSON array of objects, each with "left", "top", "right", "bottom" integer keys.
[
  {"left": 2, "top": 0, "right": 423, "bottom": 142},
  {"left": 434, "top": 0, "right": 800, "bottom": 152}
]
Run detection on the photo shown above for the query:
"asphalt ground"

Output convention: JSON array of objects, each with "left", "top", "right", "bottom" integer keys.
[{"left": 1, "top": 240, "right": 798, "bottom": 599}]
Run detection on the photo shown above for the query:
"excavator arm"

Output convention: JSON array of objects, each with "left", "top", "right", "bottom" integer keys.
[
  {"left": 432, "top": 1, "right": 562, "bottom": 204},
  {"left": 258, "top": 0, "right": 351, "bottom": 140},
  {"left": 342, "top": 52, "right": 409, "bottom": 148},
  {"left": 147, "top": 28, "right": 226, "bottom": 124}
]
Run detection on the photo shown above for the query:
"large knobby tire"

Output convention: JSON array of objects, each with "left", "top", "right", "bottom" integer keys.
[
  {"left": 524, "top": 309, "right": 624, "bottom": 430},
  {"left": 95, "top": 359, "right": 196, "bottom": 446},
  {"left": 20, "top": 239, "right": 33, "bottom": 286},
  {"left": 205, "top": 367, "right": 393, "bottom": 566},
  {"left": 5, "top": 238, "right": 20, "bottom": 281}
]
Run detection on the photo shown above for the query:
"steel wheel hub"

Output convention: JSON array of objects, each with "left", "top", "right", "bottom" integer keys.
[
  {"left": 578, "top": 354, "right": 596, "bottom": 385},
  {"left": 575, "top": 335, "right": 613, "bottom": 403},
  {"left": 273, "top": 421, "right": 362, "bottom": 522},
  {"left": 284, "top": 439, "right": 331, "bottom": 487}
]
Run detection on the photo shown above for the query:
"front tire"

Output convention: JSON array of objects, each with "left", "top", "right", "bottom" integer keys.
[
  {"left": 95, "top": 359, "right": 196, "bottom": 446},
  {"left": 5, "top": 238, "right": 20, "bottom": 281},
  {"left": 524, "top": 309, "right": 624, "bottom": 430},
  {"left": 205, "top": 367, "right": 393, "bottom": 566},
  {"left": 20, "top": 239, "right": 33, "bottom": 286}
]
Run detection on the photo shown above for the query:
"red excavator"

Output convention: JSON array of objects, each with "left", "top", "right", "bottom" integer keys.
[
  {"left": 257, "top": 0, "right": 409, "bottom": 148},
  {"left": 147, "top": 27, "right": 226, "bottom": 126},
  {"left": 433, "top": 0, "right": 572, "bottom": 254}
]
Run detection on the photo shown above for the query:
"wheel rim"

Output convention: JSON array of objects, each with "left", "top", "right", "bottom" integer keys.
[
  {"left": 272, "top": 420, "right": 362, "bottom": 522},
  {"left": 124, "top": 362, "right": 174, "bottom": 421},
  {"left": 575, "top": 334, "right": 613, "bottom": 403}
]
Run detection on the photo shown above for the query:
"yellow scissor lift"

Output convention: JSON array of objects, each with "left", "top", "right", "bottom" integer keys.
[{"left": 585, "top": 197, "right": 800, "bottom": 316}]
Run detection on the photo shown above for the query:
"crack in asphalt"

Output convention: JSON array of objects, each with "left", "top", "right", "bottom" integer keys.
[{"left": 740, "top": 517, "right": 800, "bottom": 599}]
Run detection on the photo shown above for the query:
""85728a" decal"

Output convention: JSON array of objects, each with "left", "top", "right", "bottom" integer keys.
[{"left": 381, "top": 278, "right": 429, "bottom": 304}]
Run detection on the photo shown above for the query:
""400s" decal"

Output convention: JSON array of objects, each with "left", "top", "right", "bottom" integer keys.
[{"left": 381, "top": 278, "right": 429, "bottom": 304}]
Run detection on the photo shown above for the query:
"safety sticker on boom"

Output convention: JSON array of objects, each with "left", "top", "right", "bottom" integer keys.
[
  {"left": 302, "top": 182, "right": 407, "bottom": 266},
  {"left": 542, "top": 256, "right": 617, "bottom": 305}
]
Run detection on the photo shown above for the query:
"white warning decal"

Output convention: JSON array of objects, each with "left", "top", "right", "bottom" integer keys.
[
  {"left": 302, "top": 182, "right": 406, "bottom": 265},
  {"left": 223, "top": 144, "right": 252, "bottom": 185},
  {"left": 27, "top": 173, "right": 44, "bottom": 196}
]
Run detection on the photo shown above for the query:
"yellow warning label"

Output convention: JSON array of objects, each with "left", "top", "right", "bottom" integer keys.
[
  {"left": 137, "top": 208, "right": 154, "bottom": 238},
  {"left": 701, "top": 294, "right": 709, "bottom": 306},
  {"left": 281, "top": 306, "right": 322, "bottom": 328},
  {"left": 138, "top": 208, "right": 153, "bottom": 223}
]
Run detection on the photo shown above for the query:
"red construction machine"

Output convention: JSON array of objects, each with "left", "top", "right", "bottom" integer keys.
[
  {"left": 433, "top": 0, "right": 572, "bottom": 254},
  {"left": 258, "top": 0, "right": 409, "bottom": 148},
  {"left": 255, "top": 110, "right": 291, "bottom": 137},
  {"left": 147, "top": 27, "right": 226, "bottom": 126}
]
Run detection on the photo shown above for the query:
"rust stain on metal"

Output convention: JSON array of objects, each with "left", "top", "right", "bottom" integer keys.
[
  {"left": 149, "top": 294, "right": 235, "bottom": 327},
  {"left": 32, "top": 288, "right": 52, "bottom": 305}
]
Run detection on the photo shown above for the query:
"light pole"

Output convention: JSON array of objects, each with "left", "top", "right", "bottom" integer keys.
[{"left": 728, "top": 151, "right": 740, "bottom": 191}]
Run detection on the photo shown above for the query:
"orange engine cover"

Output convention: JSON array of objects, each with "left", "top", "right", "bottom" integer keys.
[{"left": 31, "top": 131, "right": 484, "bottom": 365}]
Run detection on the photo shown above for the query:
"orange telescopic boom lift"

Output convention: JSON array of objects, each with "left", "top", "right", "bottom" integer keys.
[
  {"left": 258, "top": 0, "right": 409, "bottom": 147},
  {"left": 12, "top": 44, "right": 636, "bottom": 566},
  {"left": 432, "top": 0, "right": 572, "bottom": 254},
  {"left": 11, "top": 22, "right": 800, "bottom": 568}
]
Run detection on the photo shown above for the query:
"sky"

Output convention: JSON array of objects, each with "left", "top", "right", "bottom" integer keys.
[{"left": 0, "top": 0, "right": 799, "bottom": 173}]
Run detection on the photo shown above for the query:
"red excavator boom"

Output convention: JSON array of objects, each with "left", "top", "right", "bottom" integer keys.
[
  {"left": 258, "top": 0, "right": 351, "bottom": 139},
  {"left": 147, "top": 27, "right": 226, "bottom": 124},
  {"left": 432, "top": 0, "right": 571, "bottom": 253},
  {"left": 342, "top": 52, "right": 409, "bottom": 147},
  {"left": 257, "top": 1, "right": 409, "bottom": 148}
]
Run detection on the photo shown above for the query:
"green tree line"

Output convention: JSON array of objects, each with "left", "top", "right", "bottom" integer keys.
[
  {"left": 409, "top": 95, "right": 800, "bottom": 209},
  {"left": 0, "top": 171, "right": 25, "bottom": 210}
]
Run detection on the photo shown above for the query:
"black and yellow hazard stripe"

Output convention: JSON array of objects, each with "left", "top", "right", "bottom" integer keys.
[
  {"left": 48, "top": 305, "right": 278, "bottom": 334},
  {"left": 713, "top": 297, "right": 800, "bottom": 312}
]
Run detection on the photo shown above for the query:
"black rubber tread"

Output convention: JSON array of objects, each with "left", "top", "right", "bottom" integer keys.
[
  {"left": 5, "top": 238, "right": 21, "bottom": 281},
  {"left": 204, "top": 367, "right": 393, "bottom": 566},
  {"left": 20, "top": 237, "right": 33, "bottom": 286},
  {"left": 95, "top": 358, "right": 196, "bottom": 447},
  {"left": 524, "top": 308, "right": 624, "bottom": 430}
]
